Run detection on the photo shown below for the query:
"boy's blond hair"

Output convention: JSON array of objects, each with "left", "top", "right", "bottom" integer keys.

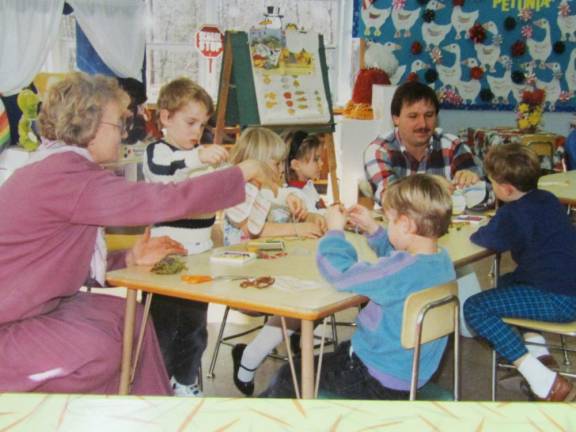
[
  {"left": 484, "top": 143, "right": 541, "bottom": 192},
  {"left": 156, "top": 77, "right": 214, "bottom": 126},
  {"left": 382, "top": 174, "right": 452, "bottom": 238},
  {"left": 230, "top": 127, "right": 287, "bottom": 164},
  {"left": 38, "top": 72, "right": 129, "bottom": 148}
]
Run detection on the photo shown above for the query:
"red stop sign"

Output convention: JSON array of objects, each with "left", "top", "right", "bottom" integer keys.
[{"left": 195, "top": 25, "right": 224, "bottom": 59}]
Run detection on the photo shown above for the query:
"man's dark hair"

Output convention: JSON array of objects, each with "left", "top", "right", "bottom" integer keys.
[{"left": 390, "top": 81, "right": 439, "bottom": 117}]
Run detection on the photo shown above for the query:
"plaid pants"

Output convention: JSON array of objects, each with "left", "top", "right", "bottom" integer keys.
[{"left": 463, "top": 273, "right": 576, "bottom": 362}]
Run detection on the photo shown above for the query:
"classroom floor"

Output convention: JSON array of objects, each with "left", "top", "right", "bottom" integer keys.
[{"left": 199, "top": 253, "right": 575, "bottom": 401}]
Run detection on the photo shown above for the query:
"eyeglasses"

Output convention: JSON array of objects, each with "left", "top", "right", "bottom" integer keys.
[{"left": 101, "top": 121, "right": 127, "bottom": 135}]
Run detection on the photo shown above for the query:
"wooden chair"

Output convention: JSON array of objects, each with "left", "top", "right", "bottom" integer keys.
[
  {"left": 400, "top": 281, "right": 460, "bottom": 401},
  {"left": 105, "top": 232, "right": 143, "bottom": 251},
  {"left": 520, "top": 135, "right": 558, "bottom": 173},
  {"left": 491, "top": 318, "right": 576, "bottom": 401}
]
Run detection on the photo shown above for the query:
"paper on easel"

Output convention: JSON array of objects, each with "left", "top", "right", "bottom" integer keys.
[
  {"left": 225, "top": 183, "right": 260, "bottom": 224},
  {"left": 248, "top": 28, "right": 330, "bottom": 125}
]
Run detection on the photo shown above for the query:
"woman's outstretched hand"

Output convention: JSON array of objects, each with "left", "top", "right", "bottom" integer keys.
[{"left": 126, "top": 227, "right": 187, "bottom": 267}]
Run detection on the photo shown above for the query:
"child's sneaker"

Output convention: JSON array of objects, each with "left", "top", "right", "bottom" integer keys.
[{"left": 170, "top": 376, "right": 203, "bottom": 397}]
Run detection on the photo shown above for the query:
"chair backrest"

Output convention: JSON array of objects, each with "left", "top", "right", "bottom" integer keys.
[
  {"left": 401, "top": 281, "right": 458, "bottom": 348},
  {"left": 521, "top": 135, "right": 557, "bottom": 171},
  {"left": 525, "top": 140, "right": 555, "bottom": 159},
  {"left": 105, "top": 233, "right": 142, "bottom": 252}
]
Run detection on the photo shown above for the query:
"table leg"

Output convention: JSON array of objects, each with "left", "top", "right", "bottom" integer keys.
[
  {"left": 130, "top": 293, "right": 153, "bottom": 382},
  {"left": 300, "top": 319, "right": 314, "bottom": 399},
  {"left": 119, "top": 289, "right": 137, "bottom": 395}
]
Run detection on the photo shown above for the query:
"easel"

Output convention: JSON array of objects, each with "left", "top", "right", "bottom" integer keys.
[{"left": 214, "top": 31, "right": 340, "bottom": 203}]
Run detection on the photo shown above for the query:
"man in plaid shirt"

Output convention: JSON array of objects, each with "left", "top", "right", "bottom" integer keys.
[{"left": 364, "top": 81, "right": 483, "bottom": 204}]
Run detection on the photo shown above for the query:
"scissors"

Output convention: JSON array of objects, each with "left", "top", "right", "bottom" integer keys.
[{"left": 180, "top": 274, "right": 250, "bottom": 284}]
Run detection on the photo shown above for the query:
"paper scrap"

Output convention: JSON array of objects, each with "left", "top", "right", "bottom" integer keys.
[{"left": 272, "top": 276, "right": 326, "bottom": 292}]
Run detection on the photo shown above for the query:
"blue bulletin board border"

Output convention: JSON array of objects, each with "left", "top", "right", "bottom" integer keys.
[{"left": 353, "top": 0, "right": 576, "bottom": 112}]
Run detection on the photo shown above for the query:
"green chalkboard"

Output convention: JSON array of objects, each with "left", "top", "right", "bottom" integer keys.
[{"left": 217, "top": 30, "right": 334, "bottom": 132}]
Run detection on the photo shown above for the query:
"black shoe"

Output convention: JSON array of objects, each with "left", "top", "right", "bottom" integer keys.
[
  {"left": 290, "top": 332, "right": 301, "bottom": 356},
  {"left": 231, "top": 344, "right": 255, "bottom": 396}
]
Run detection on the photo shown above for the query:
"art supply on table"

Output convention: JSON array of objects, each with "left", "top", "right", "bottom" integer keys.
[
  {"left": 239, "top": 276, "right": 275, "bottom": 289},
  {"left": 272, "top": 276, "right": 325, "bottom": 292},
  {"left": 151, "top": 255, "right": 187, "bottom": 274},
  {"left": 452, "top": 214, "right": 487, "bottom": 225},
  {"left": 209, "top": 250, "right": 257, "bottom": 265},
  {"left": 180, "top": 274, "right": 250, "bottom": 284},
  {"left": 247, "top": 239, "right": 286, "bottom": 252},
  {"left": 257, "top": 251, "right": 288, "bottom": 260}
]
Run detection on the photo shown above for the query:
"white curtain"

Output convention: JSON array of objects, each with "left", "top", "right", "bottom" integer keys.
[
  {"left": 0, "top": 0, "right": 64, "bottom": 96},
  {"left": 69, "top": 0, "right": 146, "bottom": 80}
]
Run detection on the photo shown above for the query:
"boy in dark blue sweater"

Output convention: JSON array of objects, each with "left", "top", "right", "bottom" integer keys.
[{"left": 464, "top": 143, "right": 576, "bottom": 401}]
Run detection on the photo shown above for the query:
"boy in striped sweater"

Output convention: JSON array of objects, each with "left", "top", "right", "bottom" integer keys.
[{"left": 143, "top": 77, "right": 228, "bottom": 397}]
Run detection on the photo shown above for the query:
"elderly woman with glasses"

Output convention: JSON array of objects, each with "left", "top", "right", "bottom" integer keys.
[{"left": 0, "top": 72, "right": 276, "bottom": 395}]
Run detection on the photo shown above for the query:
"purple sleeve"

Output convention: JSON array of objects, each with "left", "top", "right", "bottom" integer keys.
[
  {"left": 71, "top": 166, "right": 246, "bottom": 227},
  {"left": 317, "top": 230, "right": 417, "bottom": 300}
]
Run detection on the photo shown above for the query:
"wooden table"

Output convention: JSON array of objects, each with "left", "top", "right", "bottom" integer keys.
[
  {"left": 108, "top": 226, "right": 491, "bottom": 399},
  {"left": 539, "top": 171, "right": 576, "bottom": 206}
]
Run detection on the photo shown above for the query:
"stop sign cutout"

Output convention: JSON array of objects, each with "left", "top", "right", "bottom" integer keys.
[{"left": 195, "top": 25, "right": 224, "bottom": 72}]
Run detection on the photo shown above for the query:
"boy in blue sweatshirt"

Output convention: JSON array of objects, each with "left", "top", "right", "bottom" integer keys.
[{"left": 263, "top": 174, "right": 455, "bottom": 399}]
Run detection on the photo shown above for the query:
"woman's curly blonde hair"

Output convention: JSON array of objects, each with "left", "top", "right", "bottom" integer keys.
[{"left": 38, "top": 72, "right": 129, "bottom": 148}]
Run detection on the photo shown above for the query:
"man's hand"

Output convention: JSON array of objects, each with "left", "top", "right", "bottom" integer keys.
[
  {"left": 452, "top": 170, "right": 480, "bottom": 189},
  {"left": 126, "top": 227, "right": 187, "bottom": 267},
  {"left": 198, "top": 144, "right": 229, "bottom": 165}
]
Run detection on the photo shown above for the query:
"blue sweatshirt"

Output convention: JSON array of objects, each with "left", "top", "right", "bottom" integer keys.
[{"left": 316, "top": 228, "right": 455, "bottom": 390}]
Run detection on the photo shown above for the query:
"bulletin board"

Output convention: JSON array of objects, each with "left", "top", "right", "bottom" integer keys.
[{"left": 353, "top": 0, "right": 576, "bottom": 112}]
